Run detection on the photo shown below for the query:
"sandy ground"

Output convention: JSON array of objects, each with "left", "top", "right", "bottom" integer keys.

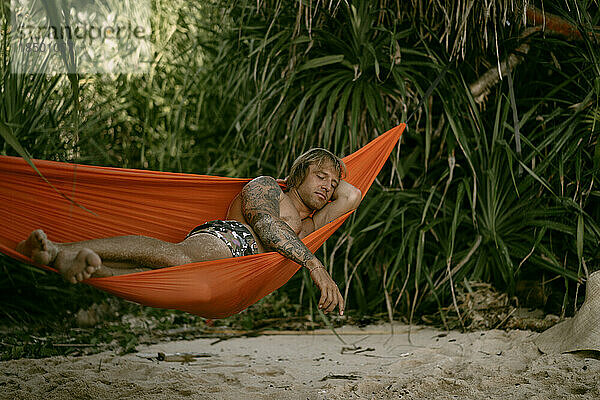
[{"left": 1, "top": 323, "right": 599, "bottom": 400}]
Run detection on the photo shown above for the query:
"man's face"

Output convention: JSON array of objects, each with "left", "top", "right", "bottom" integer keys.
[{"left": 296, "top": 161, "right": 340, "bottom": 211}]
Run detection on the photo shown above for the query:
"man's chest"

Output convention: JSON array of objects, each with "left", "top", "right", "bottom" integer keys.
[
  {"left": 279, "top": 195, "right": 314, "bottom": 238},
  {"left": 226, "top": 191, "right": 314, "bottom": 238}
]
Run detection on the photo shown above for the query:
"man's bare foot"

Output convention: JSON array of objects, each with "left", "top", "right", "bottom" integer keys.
[
  {"left": 16, "top": 229, "right": 59, "bottom": 265},
  {"left": 54, "top": 248, "right": 102, "bottom": 284}
]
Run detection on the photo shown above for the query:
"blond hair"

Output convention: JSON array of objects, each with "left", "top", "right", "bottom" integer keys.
[{"left": 286, "top": 148, "right": 346, "bottom": 189}]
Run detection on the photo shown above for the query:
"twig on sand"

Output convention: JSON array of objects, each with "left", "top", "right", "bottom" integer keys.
[
  {"left": 340, "top": 345, "right": 375, "bottom": 354},
  {"left": 362, "top": 354, "right": 402, "bottom": 359},
  {"left": 210, "top": 328, "right": 268, "bottom": 345},
  {"left": 157, "top": 352, "right": 212, "bottom": 362},
  {"left": 136, "top": 352, "right": 217, "bottom": 363},
  {"left": 320, "top": 374, "right": 360, "bottom": 381}
]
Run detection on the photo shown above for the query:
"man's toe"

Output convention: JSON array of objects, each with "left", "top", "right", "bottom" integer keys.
[
  {"left": 33, "top": 229, "right": 46, "bottom": 243},
  {"left": 83, "top": 250, "right": 101, "bottom": 268},
  {"left": 85, "top": 265, "right": 99, "bottom": 274}
]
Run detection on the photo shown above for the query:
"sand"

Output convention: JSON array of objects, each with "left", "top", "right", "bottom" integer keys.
[{"left": 1, "top": 323, "right": 598, "bottom": 399}]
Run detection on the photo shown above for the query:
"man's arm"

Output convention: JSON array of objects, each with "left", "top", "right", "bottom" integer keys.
[
  {"left": 241, "top": 176, "right": 344, "bottom": 315},
  {"left": 312, "top": 180, "right": 362, "bottom": 230}
]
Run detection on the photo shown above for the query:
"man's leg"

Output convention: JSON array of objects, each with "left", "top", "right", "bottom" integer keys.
[{"left": 17, "top": 229, "right": 232, "bottom": 283}]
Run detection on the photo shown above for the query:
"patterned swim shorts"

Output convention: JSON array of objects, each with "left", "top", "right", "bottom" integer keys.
[{"left": 185, "top": 220, "right": 259, "bottom": 258}]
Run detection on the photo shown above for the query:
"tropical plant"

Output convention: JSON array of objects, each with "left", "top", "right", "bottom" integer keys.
[{"left": 1, "top": 0, "right": 599, "bottom": 325}]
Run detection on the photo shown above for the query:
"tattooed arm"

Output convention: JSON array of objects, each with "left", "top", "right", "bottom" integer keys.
[
  {"left": 241, "top": 176, "right": 344, "bottom": 315},
  {"left": 241, "top": 176, "right": 314, "bottom": 266}
]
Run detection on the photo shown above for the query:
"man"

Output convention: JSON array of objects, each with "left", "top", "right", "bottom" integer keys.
[{"left": 17, "top": 148, "right": 361, "bottom": 316}]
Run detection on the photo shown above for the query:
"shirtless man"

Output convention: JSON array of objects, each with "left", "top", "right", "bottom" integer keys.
[{"left": 17, "top": 149, "right": 361, "bottom": 316}]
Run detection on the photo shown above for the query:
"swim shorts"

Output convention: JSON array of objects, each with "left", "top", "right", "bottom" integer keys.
[{"left": 185, "top": 220, "right": 259, "bottom": 258}]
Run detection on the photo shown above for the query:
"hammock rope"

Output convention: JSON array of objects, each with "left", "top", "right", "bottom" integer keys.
[{"left": 0, "top": 124, "right": 405, "bottom": 318}]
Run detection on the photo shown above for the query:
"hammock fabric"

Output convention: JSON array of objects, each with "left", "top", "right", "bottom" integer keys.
[{"left": 0, "top": 124, "right": 405, "bottom": 318}]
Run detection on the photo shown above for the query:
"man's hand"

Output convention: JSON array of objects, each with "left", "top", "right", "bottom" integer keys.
[{"left": 307, "top": 260, "right": 344, "bottom": 316}]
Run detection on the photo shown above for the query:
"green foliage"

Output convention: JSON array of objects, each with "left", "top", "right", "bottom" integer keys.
[
  {"left": 0, "top": 255, "right": 109, "bottom": 322},
  {"left": 205, "top": 0, "right": 600, "bottom": 318},
  {"left": 0, "top": 290, "right": 311, "bottom": 360},
  {"left": 1, "top": 0, "right": 600, "bottom": 325}
]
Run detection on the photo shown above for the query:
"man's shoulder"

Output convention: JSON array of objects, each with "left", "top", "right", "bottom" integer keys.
[
  {"left": 243, "top": 176, "right": 279, "bottom": 189},
  {"left": 242, "top": 176, "right": 283, "bottom": 201},
  {"left": 247, "top": 175, "right": 277, "bottom": 183}
]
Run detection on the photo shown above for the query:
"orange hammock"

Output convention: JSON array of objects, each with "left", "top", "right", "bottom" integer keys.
[{"left": 0, "top": 124, "right": 405, "bottom": 318}]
